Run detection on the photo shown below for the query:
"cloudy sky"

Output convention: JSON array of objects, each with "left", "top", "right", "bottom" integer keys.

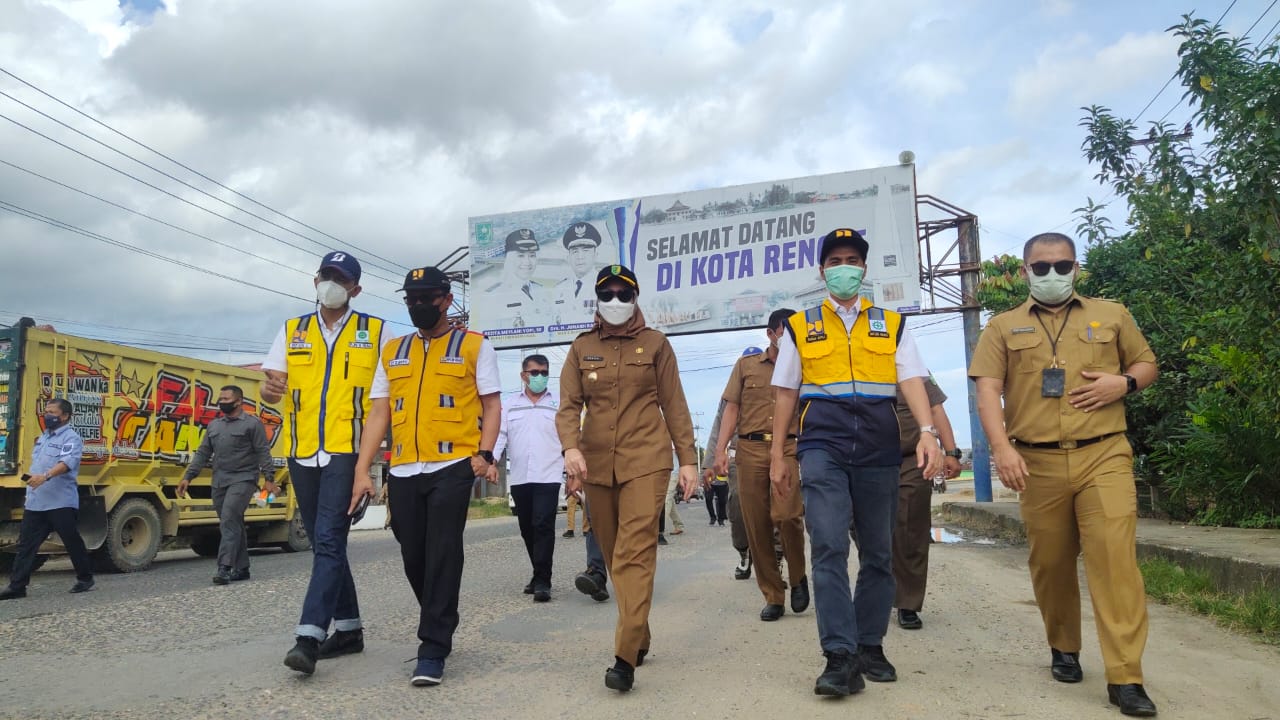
[{"left": 1, "top": 0, "right": 1271, "bottom": 449}]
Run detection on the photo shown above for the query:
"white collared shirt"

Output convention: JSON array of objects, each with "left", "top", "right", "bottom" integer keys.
[
  {"left": 773, "top": 296, "right": 928, "bottom": 390},
  {"left": 492, "top": 388, "right": 564, "bottom": 486}
]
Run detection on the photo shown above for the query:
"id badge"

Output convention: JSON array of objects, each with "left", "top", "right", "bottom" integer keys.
[{"left": 1041, "top": 367, "right": 1066, "bottom": 397}]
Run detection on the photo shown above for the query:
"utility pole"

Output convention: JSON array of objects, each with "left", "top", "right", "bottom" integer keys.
[{"left": 957, "top": 218, "right": 992, "bottom": 502}]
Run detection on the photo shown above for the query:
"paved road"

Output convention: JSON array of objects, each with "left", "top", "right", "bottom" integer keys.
[{"left": 1, "top": 509, "right": 1277, "bottom": 719}]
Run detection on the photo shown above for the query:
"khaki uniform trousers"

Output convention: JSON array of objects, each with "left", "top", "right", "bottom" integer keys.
[
  {"left": 893, "top": 456, "right": 932, "bottom": 611},
  {"left": 725, "top": 463, "right": 749, "bottom": 553},
  {"left": 566, "top": 493, "right": 591, "bottom": 534},
  {"left": 1018, "top": 433, "right": 1148, "bottom": 685},
  {"left": 735, "top": 440, "right": 806, "bottom": 605},
  {"left": 584, "top": 469, "right": 667, "bottom": 667}
]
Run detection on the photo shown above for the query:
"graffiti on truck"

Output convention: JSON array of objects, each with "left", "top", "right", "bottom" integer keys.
[{"left": 40, "top": 355, "right": 283, "bottom": 466}]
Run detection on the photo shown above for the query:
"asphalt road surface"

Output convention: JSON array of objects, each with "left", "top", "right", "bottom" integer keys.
[{"left": 1, "top": 508, "right": 1277, "bottom": 720}]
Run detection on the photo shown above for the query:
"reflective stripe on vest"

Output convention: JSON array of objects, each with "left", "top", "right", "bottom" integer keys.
[
  {"left": 283, "top": 312, "right": 383, "bottom": 457},
  {"left": 383, "top": 329, "right": 485, "bottom": 465}
]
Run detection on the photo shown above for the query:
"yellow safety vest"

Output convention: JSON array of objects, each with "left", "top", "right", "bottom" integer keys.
[
  {"left": 383, "top": 328, "right": 485, "bottom": 464},
  {"left": 787, "top": 301, "right": 903, "bottom": 466},
  {"left": 283, "top": 312, "right": 383, "bottom": 457}
]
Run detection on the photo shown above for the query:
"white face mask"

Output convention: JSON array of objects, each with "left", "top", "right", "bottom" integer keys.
[
  {"left": 597, "top": 298, "right": 636, "bottom": 326},
  {"left": 1026, "top": 267, "right": 1076, "bottom": 305},
  {"left": 316, "top": 280, "right": 350, "bottom": 310}
]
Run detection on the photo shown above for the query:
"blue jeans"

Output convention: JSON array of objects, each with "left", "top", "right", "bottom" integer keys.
[
  {"left": 289, "top": 456, "right": 362, "bottom": 641},
  {"left": 582, "top": 498, "right": 606, "bottom": 577},
  {"left": 799, "top": 448, "right": 898, "bottom": 653}
]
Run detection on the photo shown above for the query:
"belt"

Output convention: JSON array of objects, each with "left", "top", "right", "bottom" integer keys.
[
  {"left": 1014, "top": 432, "right": 1117, "bottom": 450},
  {"left": 738, "top": 433, "right": 797, "bottom": 442}
]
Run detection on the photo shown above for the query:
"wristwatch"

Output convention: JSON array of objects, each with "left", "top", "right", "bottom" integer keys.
[
  {"left": 945, "top": 448, "right": 962, "bottom": 459},
  {"left": 476, "top": 450, "right": 495, "bottom": 465},
  {"left": 1123, "top": 373, "right": 1138, "bottom": 395},
  {"left": 920, "top": 425, "right": 939, "bottom": 437}
]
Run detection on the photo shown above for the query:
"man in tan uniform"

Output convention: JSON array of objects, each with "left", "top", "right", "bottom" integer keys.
[
  {"left": 713, "top": 309, "right": 808, "bottom": 621},
  {"left": 557, "top": 264, "right": 699, "bottom": 692},
  {"left": 969, "top": 232, "right": 1158, "bottom": 718}
]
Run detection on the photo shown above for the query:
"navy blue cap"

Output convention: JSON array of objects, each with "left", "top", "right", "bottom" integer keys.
[
  {"left": 742, "top": 346, "right": 763, "bottom": 356},
  {"left": 319, "top": 251, "right": 361, "bottom": 283},
  {"left": 401, "top": 266, "right": 451, "bottom": 292},
  {"left": 563, "top": 222, "right": 602, "bottom": 249}
]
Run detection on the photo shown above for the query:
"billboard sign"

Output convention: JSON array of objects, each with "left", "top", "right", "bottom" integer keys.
[{"left": 468, "top": 165, "right": 920, "bottom": 349}]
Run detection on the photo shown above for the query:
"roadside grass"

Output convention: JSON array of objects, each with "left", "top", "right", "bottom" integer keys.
[
  {"left": 467, "top": 498, "right": 512, "bottom": 521},
  {"left": 1141, "top": 557, "right": 1280, "bottom": 644}
]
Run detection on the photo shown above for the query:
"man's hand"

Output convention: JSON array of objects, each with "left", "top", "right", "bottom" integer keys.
[
  {"left": 712, "top": 453, "right": 730, "bottom": 479},
  {"left": 564, "top": 448, "right": 588, "bottom": 486},
  {"left": 565, "top": 473, "right": 583, "bottom": 498},
  {"left": 1068, "top": 371, "right": 1128, "bottom": 412},
  {"left": 916, "top": 436, "right": 943, "bottom": 479},
  {"left": 769, "top": 452, "right": 791, "bottom": 501},
  {"left": 27, "top": 473, "right": 47, "bottom": 490},
  {"left": 264, "top": 480, "right": 281, "bottom": 496},
  {"left": 262, "top": 370, "right": 288, "bottom": 404},
  {"left": 484, "top": 464, "right": 499, "bottom": 485},
  {"left": 470, "top": 454, "right": 491, "bottom": 478},
  {"left": 992, "top": 444, "right": 1028, "bottom": 492},
  {"left": 678, "top": 465, "right": 699, "bottom": 501},
  {"left": 176, "top": 478, "right": 190, "bottom": 497},
  {"left": 942, "top": 456, "right": 962, "bottom": 479},
  {"left": 349, "top": 472, "right": 375, "bottom": 515}
]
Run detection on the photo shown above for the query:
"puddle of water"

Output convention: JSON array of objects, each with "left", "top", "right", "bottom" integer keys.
[{"left": 931, "top": 527, "right": 996, "bottom": 545}]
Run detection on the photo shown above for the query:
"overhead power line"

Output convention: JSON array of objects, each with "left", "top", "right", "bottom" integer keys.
[
  {"left": 0, "top": 109, "right": 405, "bottom": 286},
  {"left": 0, "top": 65, "right": 410, "bottom": 275},
  {"left": 1131, "top": 0, "right": 1239, "bottom": 121}
]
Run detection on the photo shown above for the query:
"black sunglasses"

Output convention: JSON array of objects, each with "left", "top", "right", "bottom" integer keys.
[
  {"left": 1027, "top": 260, "right": 1075, "bottom": 276},
  {"left": 596, "top": 288, "right": 635, "bottom": 303},
  {"left": 524, "top": 369, "right": 549, "bottom": 377},
  {"left": 404, "top": 293, "right": 447, "bottom": 306}
]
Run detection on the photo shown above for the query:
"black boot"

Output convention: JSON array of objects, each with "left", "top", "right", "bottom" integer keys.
[
  {"left": 605, "top": 657, "right": 635, "bottom": 692},
  {"left": 284, "top": 636, "right": 320, "bottom": 675},
  {"left": 317, "top": 629, "right": 364, "bottom": 660}
]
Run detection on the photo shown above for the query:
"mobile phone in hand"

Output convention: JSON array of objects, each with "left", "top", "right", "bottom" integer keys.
[
  {"left": 349, "top": 493, "right": 371, "bottom": 525},
  {"left": 21, "top": 474, "right": 30, "bottom": 483}
]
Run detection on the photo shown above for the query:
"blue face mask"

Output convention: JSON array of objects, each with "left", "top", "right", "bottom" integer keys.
[
  {"left": 44, "top": 414, "right": 63, "bottom": 431},
  {"left": 824, "top": 264, "right": 865, "bottom": 300},
  {"left": 527, "top": 374, "right": 549, "bottom": 394}
]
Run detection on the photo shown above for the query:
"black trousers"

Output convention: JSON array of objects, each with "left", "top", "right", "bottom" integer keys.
[
  {"left": 709, "top": 482, "right": 729, "bottom": 523},
  {"left": 387, "top": 459, "right": 475, "bottom": 660},
  {"left": 8, "top": 507, "right": 93, "bottom": 590},
  {"left": 509, "top": 482, "right": 559, "bottom": 589}
]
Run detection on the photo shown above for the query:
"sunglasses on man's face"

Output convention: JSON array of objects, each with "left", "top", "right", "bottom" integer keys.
[
  {"left": 524, "top": 369, "right": 549, "bottom": 377},
  {"left": 1027, "top": 260, "right": 1075, "bottom": 276},
  {"left": 596, "top": 288, "right": 635, "bottom": 303},
  {"left": 404, "top": 293, "right": 446, "bottom": 306}
]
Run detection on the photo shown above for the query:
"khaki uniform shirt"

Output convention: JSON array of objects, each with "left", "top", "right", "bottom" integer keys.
[
  {"left": 722, "top": 351, "right": 799, "bottom": 438},
  {"left": 556, "top": 310, "right": 698, "bottom": 486},
  {"left": 896, "top": 376, "right": 947, "bottom": 455},
  {"left": 968, "top": 293, "right": 1155, "bottom": 444}
]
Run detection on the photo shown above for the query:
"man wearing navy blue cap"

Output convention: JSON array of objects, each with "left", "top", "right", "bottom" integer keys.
[
  {"left": 262, "top": 250, "right": 392, "bottom": 676},
  {"left": 555, "top": 222, "right": 605, "bottom": 318},
  {"left": 499, "top": 229, "right": 550, "bottom": 326}
]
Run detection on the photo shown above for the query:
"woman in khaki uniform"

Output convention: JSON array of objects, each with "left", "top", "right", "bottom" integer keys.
[{"left": 556, "top": 264, "right": 699, "bottom": 693}]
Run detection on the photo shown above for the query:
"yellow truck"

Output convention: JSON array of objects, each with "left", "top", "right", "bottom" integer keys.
[{"left": 0, "top": 317, "right": 308, "bottom": 573}]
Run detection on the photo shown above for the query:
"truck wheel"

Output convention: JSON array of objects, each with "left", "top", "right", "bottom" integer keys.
[
  {"left": 96, "top": 498, "right": 162, "bottom": 573},
  {"left": 279, "top": 514, "right": 311, "bottom": 553},
  {"left": 190, "top": 533, "right": 220, "bottom": 558}
]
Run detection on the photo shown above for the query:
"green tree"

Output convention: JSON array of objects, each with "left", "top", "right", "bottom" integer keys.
[{"left": 1074, "top": 14, "right": 1280, "bottom": 526}]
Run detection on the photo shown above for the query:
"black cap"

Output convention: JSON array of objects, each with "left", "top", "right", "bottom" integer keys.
[
  {"left": 819, "top": 228, "right": 869, "bottom": 264},
  {"left": 319, "top": 251, "right": 362, "bottom": 283},
  {"left": 595, "top": 264, "right": 638, "bottom": 289},
  {"left": 401, "top": 266, "right": 451, "bottom": 292},
  {"left": 563, "top": 222, "right": 602, "bottom": 249},
  {"left": 505, "top": 229, "right": 538, "bottom": 253}
]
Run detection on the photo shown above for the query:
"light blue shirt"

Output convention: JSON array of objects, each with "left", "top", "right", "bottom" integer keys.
[{"left": 26, "top": 424, "right": 83, "bottom": 511}]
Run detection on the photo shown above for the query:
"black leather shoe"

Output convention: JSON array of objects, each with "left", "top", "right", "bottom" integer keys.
[
  {"left": 734, "top": 552, "right": 752, "bottom": 580},
  {"left": 658, "top": 534, "right": 669, "bottom": 546},
  {"left": 229, "top": 569, "right": 250, "bottom": 582},
  {"left": 575, "top": 570, "right": 610, "bottom": 601},
  {"left": 1051, "top": 649, "right": 1083, "bottom": 683},
  {"left": 897, "top": 609, "right": 923, "bottom": 629},
  {"left": 69, "top": 579, "right": 95, "bottom": 594},
  {"left": 636, "top": 648, "right": 648, "bottom": 667},
  {"left": 1108, "top": 684, "right": 1157, "bottom": 716},
  {"left": 523, "top": 577, "right": 535, "bottom": 594},
  {"left": 604, "top": 657, "right": 635, "bottom": 692},
  {"left": 0, "top": 586, "right": 26, "bottom": 600},
  {"left": 533, "top": 588, "right": 551, "bottom": 602},
  {"left": 317, "top": 629, "right": 364, "bottom": 660},
  {"left": 760, "top": 603, "right": 785, "bottom": 621},
  {"left": 562, "top": 530, "right": 574, "bottom": 538},
  {"left": 283, "top": 636, "right": 320, "bottom": 675},
  {"left": 857, "top": 644, "right": 897, "bottom": 682},
  {"left": 212, "top": 566, "right": 232, "bottom": 585},
  {"left": 791, "top": 576, "right": 810, "bottom": 613},
  {"left": 814, "top": 650, "right": 864, "bottom": 696}
]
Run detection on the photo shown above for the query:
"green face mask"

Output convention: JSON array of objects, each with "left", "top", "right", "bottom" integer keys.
[
  {"left": 527, "top": 374, "right": 549, "bottom": 394},
  {"left": 823, "top": 264, "right": 865, "bottom": 300}
]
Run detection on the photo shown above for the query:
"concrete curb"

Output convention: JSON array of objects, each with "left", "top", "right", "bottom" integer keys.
[{"left": 940, "top": 501, "right": 1280, "bottom": 596}]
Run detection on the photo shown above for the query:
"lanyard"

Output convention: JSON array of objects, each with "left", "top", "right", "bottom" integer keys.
[{"left": 1033, "top": 305, "right": 1073, "bottom": 368}]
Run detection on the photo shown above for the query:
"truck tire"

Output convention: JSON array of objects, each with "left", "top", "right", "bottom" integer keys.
[
  {"left": 96, "top": 498, "right": 162, "bottom": 573},
  {"left": 278, "top": 514, "right": 311, "bottom": 553},
  {"left": 190, "top": 533, "right": 220, "bottom": 558}
]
